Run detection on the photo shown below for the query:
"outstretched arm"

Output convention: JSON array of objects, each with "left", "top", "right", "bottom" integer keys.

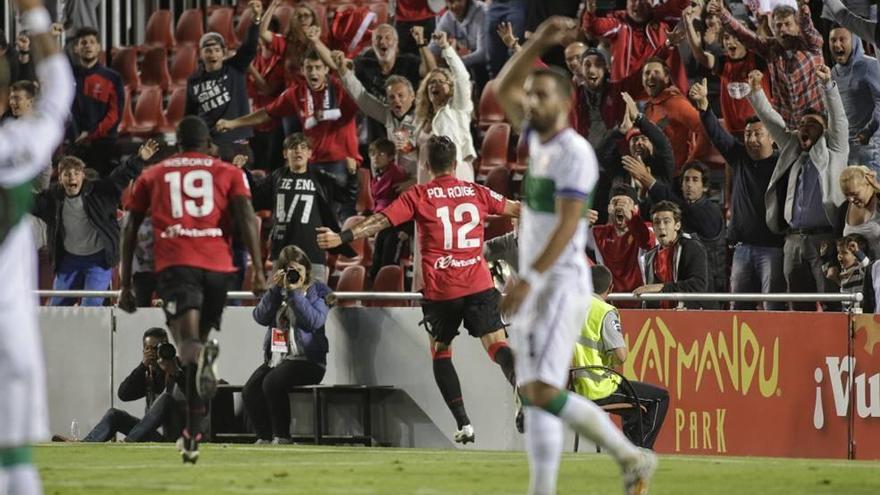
[
  {"left": 495, "top": 16, "right": 579, "bottom": 133},
  {"left": 316, "top": 214, "right": 392, "bottom": 249},
  {"left": 824, "top": 0, "right": 880, "bottom": 43},
  {"left": 746, "top": 71, "right": 788, "bottom": 144}
]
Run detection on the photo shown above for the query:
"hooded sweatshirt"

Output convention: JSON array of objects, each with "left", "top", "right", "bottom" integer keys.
[{"left": 831, "top": 32, "right": 880, "bottom": 141}]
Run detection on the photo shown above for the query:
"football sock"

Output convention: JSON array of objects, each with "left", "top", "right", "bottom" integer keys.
[
  {"left": 184, "top": 364, "right": 206, "bottom": 439},
  {"left": 524, "top": 407, "right": 563, "bottom": 495},
  {"left": 432, "top": 349, "right": 470, "bottom": 429},
  {"left": 551, "top": 390, "right": 639, "bottom": 463},
  {"left": 1, "top": 447, "right": 41, "bottom": 495},
  {"left": 486, "top": 341, "right": 516, "bottom": 388}
]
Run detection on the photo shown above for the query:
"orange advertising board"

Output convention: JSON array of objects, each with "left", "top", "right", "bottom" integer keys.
[
  {"left": 618, "top": 311, "right": 851, "bottom": 458},
  {"left": 851, "top": 315, "right": 880, "bottom": 460}
]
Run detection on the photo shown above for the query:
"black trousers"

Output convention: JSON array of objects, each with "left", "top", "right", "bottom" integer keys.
[
  {"left": 133, "top": 271, "right": 157, "bottom": 307},
  {"left": 369, "top": 222, "right": 410, "bottom": 280},
  {"left": 594, "top": 381, "right": 669, "bottom": 450},
  {"left": 242, "top": 360, "right": 325, "bottom": 439}
]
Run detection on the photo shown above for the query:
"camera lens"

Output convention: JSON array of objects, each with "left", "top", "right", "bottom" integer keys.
[
  {"left": 157, "top": 342, "right": 177, "bottom": 361},
  {"left": 286, "top": 268, "right": 301, "bottom": 285}
]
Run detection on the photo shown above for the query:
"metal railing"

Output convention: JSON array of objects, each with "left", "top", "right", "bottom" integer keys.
[{"left": 34, "top": 290, "right": 864, "bottom": 305}]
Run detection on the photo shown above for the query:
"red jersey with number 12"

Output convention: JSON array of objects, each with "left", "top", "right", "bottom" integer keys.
[
  {"left": 381, "top": 174, "right": 506, "bottom": 301},
  {"left": 128, "top": 152, "right": 251, "bottom": 273}
]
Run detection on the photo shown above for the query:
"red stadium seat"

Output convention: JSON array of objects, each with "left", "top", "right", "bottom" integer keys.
[
  {"left": 110, "top": 47, "right": 139, "bottom": 93},
  {"left": 335, "top": 265, "right": 366, "bottom": 307},
  {"left": 139, "top": 47, "right": 171, "bottom": 92},
  {"left": 175, "top": 8, "right": 205, "bottom": 48},
  {"left": 129, "top": 86, "right": 167, "bottom": 137},
  {"left": 162, "top": 87, "right": 188, "bottom": 133},
  {"left": 366, "top": 265, "right": 405, "bottom": 307},
  {"left": 367, "top": 2, "right": 389, "bottom": 25},
  {"left": 142, "top": 9, "right": 175, "bottom": 51},
  {"left": 208, "top": 7, "right": 239, "bottom": 49},
  {"left": 478, "top": 81, "right": 506, "bottom": 130},
  {"left": 169, "top": 44, "right": 198, "bottom": 88},
  {"left": 512, "top": 131, "right": 528, "bottom": 177},
  {"left": 356, "top": 168, "right": 373, "bottom": 214},
  {"left": 236, "top": 4, "right": 256, "bottom": 42},
  {"left": 485, "top": 166, "right": 511, "bottom": 198},
  {"left": 477, "top": 123, "right": 511, "bottom": 178},
  {"left": 334, "top": 215, "right": 366, "bottom": 272},
  {"left": 118, "top": 88, "right": 136, "bottom": 136},
  {"left": 484, "top": 215, "right": 513, "bottom": 240},
  {"left": 275, "top": 5, "right": 295, "bottom": 36}
]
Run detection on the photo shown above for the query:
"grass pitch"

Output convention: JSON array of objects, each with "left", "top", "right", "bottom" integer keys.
[{"left": 36, "top": 443, "right": 879, "bottom": 495}]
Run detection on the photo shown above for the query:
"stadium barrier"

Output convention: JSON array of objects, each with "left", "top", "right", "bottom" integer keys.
[{"left": 36, "top": 291, "right": 878, "bottom": 459}]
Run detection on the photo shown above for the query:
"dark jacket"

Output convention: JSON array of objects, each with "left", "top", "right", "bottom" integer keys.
[
  {"left": 646, "top": 181, "right": 726, "bottom": 292},
  {"left": 642, "top": 235, "right": 717, "bottom": 309},
  {"left": 248, "top": 166, "right": 357, "bottom": 258},
  {"left": 185, "top": 24, "right": 259, "bottom": 145},
  {"left": 70, "top": 62, "right": 125, "bottom": 141},
  {"left": 118, "top": 361, "right": 178, "bottom": 413},
  {"left": 699, "top": 107, "right": 784, "bottom": 247},
  {"left": 32, "top": 154, "right": 145, "bottom": 271},
  {"left": 253, "top": 283, "right": 332, "bottom": 367}
]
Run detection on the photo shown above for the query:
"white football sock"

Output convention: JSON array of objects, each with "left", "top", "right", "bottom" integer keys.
[
  {"left": 557, "top": 392, "right": 639, "bottom": 463},
  {"left": 524, "top": 407, "right": 563, "bottom": 495},
  {"left": 6, "top": 465, "right": 42, "bottom": 495}
]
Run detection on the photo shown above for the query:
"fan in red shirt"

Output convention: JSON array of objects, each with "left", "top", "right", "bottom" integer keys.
[
  {"left": 317, "top": 136, "right": 522, "bottom": 441},
  {"left": 217, "top": 46, "right": 361, "bottom": 219},
  {"left": 588, "top": 184, "right": 655, "bottom": 308},
  {"left": 118, "top": 116, "right": 267, "bottom": 464}
]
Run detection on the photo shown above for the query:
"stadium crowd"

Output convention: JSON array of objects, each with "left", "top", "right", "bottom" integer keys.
[{"left": 17, "top": 0, "right": 880, "bottom": 313}]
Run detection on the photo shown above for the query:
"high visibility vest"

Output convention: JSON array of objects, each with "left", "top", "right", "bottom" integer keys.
[{"left": 571, "top": 296, "right": 622, "bottom": 400}]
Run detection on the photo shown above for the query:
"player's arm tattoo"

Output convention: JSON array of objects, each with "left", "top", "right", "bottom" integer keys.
[{"left": 348, "top": 214, "right": 392, "bottom": 241}]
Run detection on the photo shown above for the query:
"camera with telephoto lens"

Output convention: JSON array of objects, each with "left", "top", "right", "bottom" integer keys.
[
  {"left": 156, "top": 342, "right": 177, "bottom": 361},
  {"left": 285, "top": 267, "right": 301, "bottom": 285}
]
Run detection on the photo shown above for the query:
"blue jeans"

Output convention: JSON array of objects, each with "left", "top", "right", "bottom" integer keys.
[
  {"left": 730, "top": 244, "right": 786, "bottom": 311},
  {"left": 849, "top": 137, "right": 880, "bottom": 175},
  {"left": 50, "top": 251, "right": 112, "bottom": 306},
  {"left": 83, "top": 392, "right": 181, "bottom": 442},
  {"left": 486, "top": 0, "right": 526, "bottom": 77}
]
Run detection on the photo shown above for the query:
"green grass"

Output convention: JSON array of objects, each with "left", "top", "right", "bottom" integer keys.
[{"left": 36, "top": 444, "right": 880, "bottom": 495}]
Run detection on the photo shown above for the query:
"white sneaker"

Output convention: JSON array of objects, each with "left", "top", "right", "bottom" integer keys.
[
  {"left": 621, "top": 448, "right": 657, "bottom": 495},
  {"left": 453, "top": 424, "right": 475, "bottom": 444},
  {"left": 196, "top": 339, "right": 220, "bottom": 400}
]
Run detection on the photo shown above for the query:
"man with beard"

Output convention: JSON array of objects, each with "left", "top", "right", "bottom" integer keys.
[
  {"left": 573, "top": 48, "right": 624, "bottom": 149},
  {"left": 641, "top": 57, "right": 715, "bottom": 172},
  {"left": 587, "top": 184, "right": 655, "bottom": 308},
  {"left": 829, "top": 25, "right": 880, "bottom": 174},
  {"left": 709, "top": 0, "right": 825, "bottom": 129},
  {"left": 689, "top": 78, "right": 786, "bottom": 311},
  {"left": 747, "top": 67, "right": 848, "bottom": 311},
  {"left": 581, "top": 0, "right": 689, "bottom": 101}
]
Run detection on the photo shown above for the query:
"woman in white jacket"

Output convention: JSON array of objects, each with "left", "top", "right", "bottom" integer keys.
[{"left": 413, "top": 31, "right": 476, "bottom": 184}]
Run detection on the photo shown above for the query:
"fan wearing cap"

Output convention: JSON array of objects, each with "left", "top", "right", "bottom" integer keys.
[
  {"left": 572, "top": 47, "right": 624, "bottom": 149},
  {"left": 184, "top": 1, "right": 260, "bottom": 160}
]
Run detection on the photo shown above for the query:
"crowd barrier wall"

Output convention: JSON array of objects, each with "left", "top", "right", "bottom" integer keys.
[{"left": 39, "top": 307, "right": 877, "bottom": 458}]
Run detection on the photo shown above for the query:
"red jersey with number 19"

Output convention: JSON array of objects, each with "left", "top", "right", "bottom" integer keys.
[
  {"left": 381, "top": 174, "right": 506, "bottom": 301},
  {"left": 128, "top": 152, "right": 251, "bottom": 273}
]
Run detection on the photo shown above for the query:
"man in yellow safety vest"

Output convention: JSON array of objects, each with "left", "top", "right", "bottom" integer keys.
[{"left": 572, "top": 265, "right": 669, "bottom": 449}]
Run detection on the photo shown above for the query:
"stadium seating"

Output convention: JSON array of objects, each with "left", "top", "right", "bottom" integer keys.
[
  {"left": 478, "top": 81, "right": 506, "bottom": 130},
  {"left": 485, "top": 166, "right": 511, "bottom": 198},
  {"left": 169, "top": 45, "right": 197, "bottom": 89},
  {"left": 142, "top": 9, "right": 175, "bottom": 51},
  {"left": 476, "top": 123, "right": 511, "bottom": 179},
  {"left": 162, "top": 87, "right": 188, "bottom": 133},
  {"left": 110, "top": 47, "right": 139, "bottom": 93},
  {"left": 139, "top": 47, "right": 171, "bottom": 92},
  {"left": 207, "top": 7, "right": 239, "bottom": 49},
  {"left": 275, "top": 5, "right": 295, "bottom": 35},
  {"left": 235, "top": 4, "right": 257, "bottom": 42},
  {"left": 118, "top": 88, "right": 136, "bottom": 136},
  {"left": 175, "top": 8, "right": 205, "bottom": 48},
  {"left": 128, "top": 86, "right": 167, "bottom": 137},
  {"left": 484, "top": 215, "right": 513, "bottom": 240},
  {"left": 335, "top": 265, "right": 366, "bottom": 307},
  {"left": 334, "top": 215, "right": 367, "bottom": 272},
  {"left": 367, "top": 1, "right": 389, "bottom": 25},
  {"left": 366, "top": 265, "right": 405, "bottom": 307}
]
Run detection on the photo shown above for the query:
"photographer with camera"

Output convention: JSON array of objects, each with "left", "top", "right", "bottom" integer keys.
[
  {"left": 55, "top": 328, "right": 186, "bottom": 443},
  {"left": 242, "top": 245, "right": 332, "bottom": 444}
]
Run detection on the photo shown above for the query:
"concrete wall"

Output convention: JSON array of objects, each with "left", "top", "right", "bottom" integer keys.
[{"left": 39, "top": 307, "right": 558, "bottom": 451}]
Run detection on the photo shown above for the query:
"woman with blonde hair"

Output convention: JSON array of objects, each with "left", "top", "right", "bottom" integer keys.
[
  {"left": 840, "top": 165, "right": 880, "bottom": 257},
  {"left": 242, "top": 244, "right": 332, "bottom": 444},
  {"left": 413, "top": 31, "right": 475, "bottom": 184}
]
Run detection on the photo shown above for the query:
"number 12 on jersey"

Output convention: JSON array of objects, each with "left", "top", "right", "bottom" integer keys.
[
  {"left": 436, "top": 203, "right": 480, "bottom": 250},
  {"left": 164, "top": 170, "right": 215, "bottom": 219}
]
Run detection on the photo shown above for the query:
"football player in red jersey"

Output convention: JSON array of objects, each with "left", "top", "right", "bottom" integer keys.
[
  {"left": 118, "top": 116, "right": 267, "bottom": 463},
  {"left": 318, "top": 136, "right": 521, "bottom": 443}
]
